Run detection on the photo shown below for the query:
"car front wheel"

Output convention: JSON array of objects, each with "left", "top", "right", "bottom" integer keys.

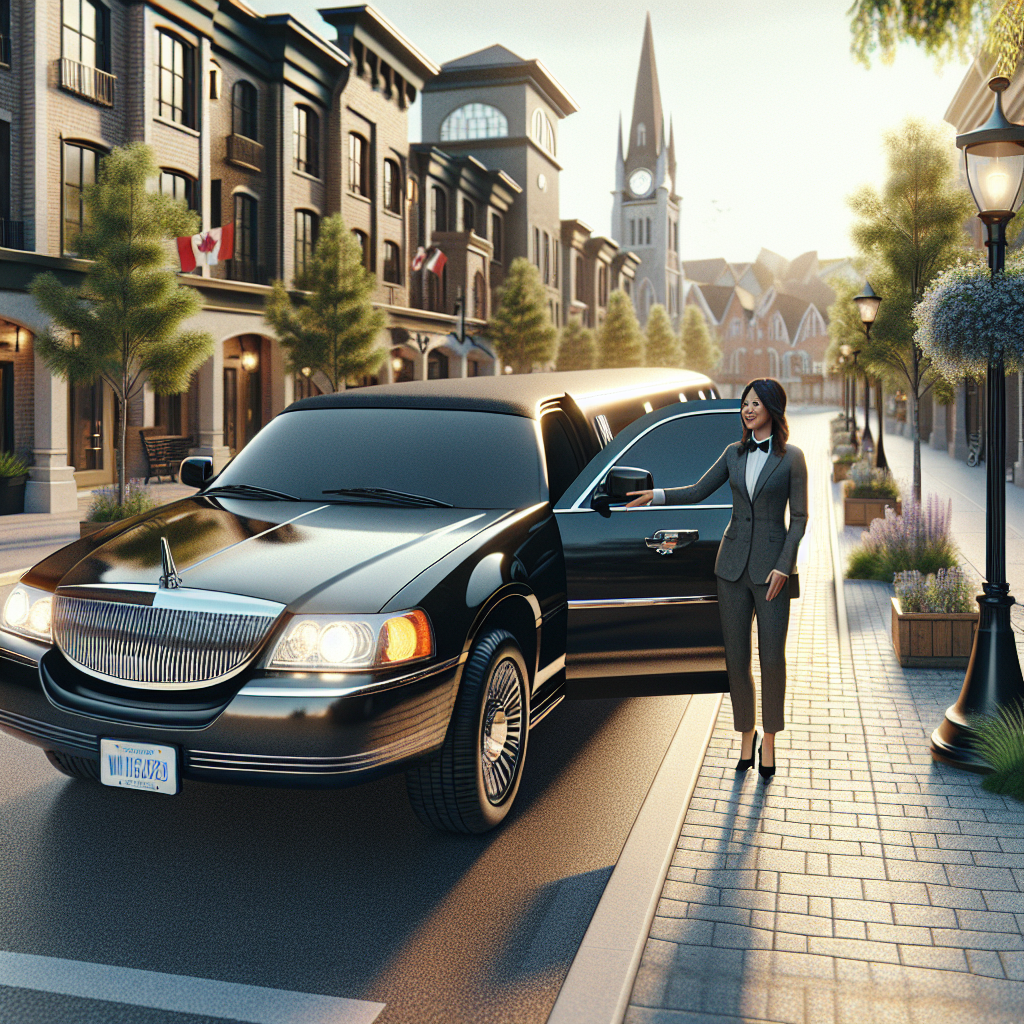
[{"left": 406, "top": 628, "right": 529, "bottom": 834}]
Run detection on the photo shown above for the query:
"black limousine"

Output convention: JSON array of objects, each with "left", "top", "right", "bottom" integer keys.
[{"left": 0, "top": 368, "right": 742, "bottom": 833}]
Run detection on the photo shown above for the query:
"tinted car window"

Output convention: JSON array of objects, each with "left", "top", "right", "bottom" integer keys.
[
  {"left": 215, "top": 408, "right": 545, "bottom": 508},
  {"left": 616, "top": 410, "right": 739, "bottom": 504}
]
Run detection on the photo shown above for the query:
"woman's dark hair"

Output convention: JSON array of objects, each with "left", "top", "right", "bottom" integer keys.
[{"left": 739, "top": 377, "right": 789, "bottom": 454}]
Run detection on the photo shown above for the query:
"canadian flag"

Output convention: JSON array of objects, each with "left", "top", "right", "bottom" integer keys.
[
  {"left": 177, "top": 224, "right": 235, "bottom": 273},
  {"left": 411, "top": 246, "right": 427, "bottom": 272},
  {"left": 424, "top": 247, "right": 447, "bottom": 276}
]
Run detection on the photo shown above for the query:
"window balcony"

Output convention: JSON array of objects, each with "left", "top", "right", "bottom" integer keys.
[
  {"left": 59, "top": 58, "right": 115, "bottom": 107},
  {"left": 226, "top": 260, "right": 268, "bottom": 285},
  {"left": 0, "top": 219, "right": 26, "bottom": 250},
  {"left": 227, "top": 134, "right": 264, "bottom": 172}
]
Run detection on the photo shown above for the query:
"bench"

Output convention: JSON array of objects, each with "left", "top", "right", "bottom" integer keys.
[{"left": 140, "top": 429, "right": 195, "bottom": 484}]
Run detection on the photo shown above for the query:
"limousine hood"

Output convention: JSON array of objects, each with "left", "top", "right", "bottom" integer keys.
[{"left": 40, "top": 498, "right": 507, "bottom": 613}]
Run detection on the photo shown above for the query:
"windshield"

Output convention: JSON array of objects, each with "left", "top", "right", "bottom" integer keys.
[{"left": 212, "top": 408, "right": 546, "bottom": 508}]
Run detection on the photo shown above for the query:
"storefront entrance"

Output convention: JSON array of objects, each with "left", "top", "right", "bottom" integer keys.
[
  {"left": 222, "top": 335, "right": 264, "bottom": 455},
  {"left": 68, "top": 380, "right": 115, "bottom": 487}
]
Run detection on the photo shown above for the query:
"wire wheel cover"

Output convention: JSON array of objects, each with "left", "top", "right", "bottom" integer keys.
[{"left": 480, "top": 657, "right": 524, "bottom": 804}]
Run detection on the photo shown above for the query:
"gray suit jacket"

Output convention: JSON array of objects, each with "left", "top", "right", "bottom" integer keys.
[{"left": 664, "top": 442, "right": 808, "bottom": 583}]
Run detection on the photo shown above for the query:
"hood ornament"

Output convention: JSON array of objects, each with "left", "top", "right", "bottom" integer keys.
[{"left": 159, "top": 537, "right": 183, "bottom": 589}]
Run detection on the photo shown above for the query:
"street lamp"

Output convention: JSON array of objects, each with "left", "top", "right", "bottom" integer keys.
[
  {"left": 932, "top": 76, "right": 1024, "bottom": 770},
  {"left": 852, "top": 282, "right": 882, "bottom": 462}
]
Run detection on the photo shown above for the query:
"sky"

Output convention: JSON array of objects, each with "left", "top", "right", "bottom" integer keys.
[{"left": 248, "top": 0, "right": 975, "bottom": 264}]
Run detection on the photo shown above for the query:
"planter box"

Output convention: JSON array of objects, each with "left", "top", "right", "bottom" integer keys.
[
  {"left": 0, "top": 474, "right": 28, "bottom": 516},
  {"left": 891, "top": 597, "right": 979, "bottom": 668},
  {"left": 845, "top": 497, "right": 902, "bottom": 527},
  {"left": 833, "top": 461, "right": 854, "bottom": 483}
]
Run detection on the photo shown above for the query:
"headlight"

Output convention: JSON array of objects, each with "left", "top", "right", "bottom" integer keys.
[
  {"left": 268, "top": 609, "right": 433, "bottom": 671},
  {"left": 2, "top": 584, "right": 54, "bottom": 643}
]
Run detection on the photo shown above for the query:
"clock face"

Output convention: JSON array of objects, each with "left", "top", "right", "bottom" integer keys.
[{"left": 629, "top": 169, "right": 653, "bottom": 197}]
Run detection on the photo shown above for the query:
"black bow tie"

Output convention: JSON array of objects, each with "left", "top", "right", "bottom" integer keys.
[{"left": 744, "top": 437, "right": 770, "bottom": 454}]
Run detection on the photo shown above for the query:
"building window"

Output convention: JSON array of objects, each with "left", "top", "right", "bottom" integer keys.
[
  {"left": 295, "top": 106, "right": 320, "bottom": 178},
  {"left": 159, "top": 170, "right": 197, "bottom": 211},
  {"left": 598, "top": 264, "right": 608, "bottom": 306},
  {"left": 62, "top": 0, "right": 109, "bottom": 71},
  {"left": 352, "top": 229, "right": 368, "bottom": 267},
  {"left": 552, "top": 240, "right": 559, "bottom": 287},
  {"left": 531, "top": 108, "right": 555, "bottom": 155},
  {"left": 543, "top": 231, "right": 550, "bottom": 284},
  {"left": 533, "top": 227, "right": 541, "bottom": 268},
  {"left": 232, "top": 81, "right": 257, "bottom": 141},
  {"left": 473, "top": 271, "right": 486, "bottom": 319},
  {"left": 440, "top": 102, "right": 508, "bottom": 141},
  {"left": 646, "top": 218, "right": 651, "bottom": 245},
  {"left": 233, "top": 192, "right": 257, "bottom": 279},
  {"left": 294, "top": 209, "right": 318, "bottom": 279},
  {"left": 210, "top": 179, "right": 221, "bottom": 228},
  {"left": 730, "top": 317, "right": 742, "bottom": 338},
  {"left": 431, "top": 186, "right": 447, "bottom": 233},
  {"left": 575, "top": 254, "right": 584, "bottom": 302},
  {"left": 427, "top": 349, "right": 449, "bottom": 379},
  {"left": 156, "top": 30, "right": 195, "bottom": 128},
  {"left": 637, "top": 123, "right": 646, "bottom": 146},
  {"left": 630, "top": 219, "right": 635, "bottom": 246},
  {"left": 382, "top": 241, "right": 401, "bottom": 284},
  {"left": 491, "top": 213, "right": 502, "bottom": 262},
  {"left": 63, "top": 142, "right": 101, "bottom": 254},
  {"left": 383, "top": 159, "right": 401, "bottom": 213},
  {"left": 463, "top": 197, "right": 475, "bottom": 234}
]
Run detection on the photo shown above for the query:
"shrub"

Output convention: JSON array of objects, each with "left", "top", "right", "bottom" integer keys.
[
  {"left": 0, "top": 451, "right": 31, "bottom": 478},
  {"left": 845, "top": 459, "right": 901, "bottom": 500},
  {"left": 834, "top": 446, "right": 860, "bottom": 465},
  {"left": 973, "top": 702, "right": 1024, "bottom": 804},
  {"left": 86, "top": 478, "right": 158, "bottom": 522},
  {"left": 894, "top": 567, "right": 975, "bottom": 613},
  {"left": 846, "top": 495, "right": 959, "bottom": 581}
]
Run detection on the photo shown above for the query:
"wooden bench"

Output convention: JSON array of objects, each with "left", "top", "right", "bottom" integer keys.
[{"left": 140, "top": 429, "right": 195, "bottom": 484}]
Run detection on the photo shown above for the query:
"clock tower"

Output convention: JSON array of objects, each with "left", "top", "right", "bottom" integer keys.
[{"left": 612, "top": 14, "right": 681, "bottom": 326}]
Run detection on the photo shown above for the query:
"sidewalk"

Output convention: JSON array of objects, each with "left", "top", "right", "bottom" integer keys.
[{"left": 624, "top": 411, "right": 1024, "bottom": 1024}]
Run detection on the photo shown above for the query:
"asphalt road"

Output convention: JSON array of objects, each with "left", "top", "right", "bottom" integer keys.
[{"left": 0, "top": 615, "right": 690, "bottom": 1024}]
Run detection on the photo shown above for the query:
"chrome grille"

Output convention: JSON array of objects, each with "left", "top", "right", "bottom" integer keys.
[{"left": 53, "top": 589, "right": 283, "bottom": 690}]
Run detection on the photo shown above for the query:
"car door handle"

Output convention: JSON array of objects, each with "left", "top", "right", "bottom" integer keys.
[{"left": 645, "top": 530, "right": 698, "bottom": 555}]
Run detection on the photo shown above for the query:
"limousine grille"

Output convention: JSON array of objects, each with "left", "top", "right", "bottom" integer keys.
[{"left": 52, "top": 594, "right": 280, "bottom": 689}]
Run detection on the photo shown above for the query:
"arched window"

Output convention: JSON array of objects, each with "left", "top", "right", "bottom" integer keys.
[
  {"left": 637, "top": 123, "right": 646, "bottom": 146},
  {"left": 63, "top": 141, "right": 103, "bottom": 255},
  {"left": 352, "top": 229, "right": 368, "bottom": 267},
  {"left": 232, "top": 81, "right": 257, "bottom": 140},
  {"left": 473, "top": 271, "right": 486, "bottom": 319},
  {"left": 646, "top": 218, "right": 651, "bottom": 245},
  {"left": 440, "top": 103, "right": 508, "bottom": 141},
  {"left": 294, "top": 209, "right": 318, "bottom": 279},
  {"left": 294, "top": 106, "right": 320, "bottom": 178},
  {"left": 431, "top": 186, "right": 447, "bottom": 233},
  {"left": 159, "top": 170, "right": 197, "bottom": 211},
  {"left": 731, "top": 348, "right": 746, "bottom": 374},
  {"left": 598, "top": 264, "right": 608, "bottom": 306},
  {"left": 768, "top": 349, "right": 780, "bottom": 377},
  {"left": 427, "top": 349, "right": 448, "bottom": 379},
  {"left": 383, "top": 159, "right": 401, "bottom": 213},
  {"left": 382, "top": 241, "right": 401, "bottom": 283},
  {"left": 531, "top": 109, "right": 555, "bottom": 154},
  {"left": 639, "top": 279, "right": 656, "bottom": 323},
  {"left": 772, "top": 312, "right": 786, "bottom": 342}
]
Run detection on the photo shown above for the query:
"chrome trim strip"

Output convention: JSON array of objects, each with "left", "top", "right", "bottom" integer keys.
[
  {"left": 555, "top": 504, "right": 732, "bottom": 514},
  {"left": 238, "top": 653, "right": 464, "bottom": 698},
  {"left": 568, "top": 595, "right": 718, "bottom": 609},
  {"left": 0, "top": 707, "right": 100, "bottom": 752},
  {"left": 564, "top": 407, "right": 737, "bottom": 511},
  {"left": 529, "top": 692, "right": 564, "bottom": 728},
  {"left": 533, "top": 654, "right": 565, "bottom": 691}
]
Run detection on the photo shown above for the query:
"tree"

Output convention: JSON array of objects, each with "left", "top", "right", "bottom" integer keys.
[
  {"left": 555, "top": 317, "right": 596, "bottom": 370},
  {"left": 30, "top": 144, "right": 213, "bottom": 506},
  {"left": 848, "top": 1, "right": 1024, "bottom": 76},
  {"left": 679, "top": 304, "right": 721, "bottom": 375},
  {"left": 597, "top": 290, "right": 644, "bottom": 368},
  {"left": 847, "top": 117, "right": 976, "bottom": 503},
  {"left": 265, "top": 215, "right": 386, "bottom": 391},
  {"left": 644, "top": 304, "right": 680, "bottom": 367},
  {"left": 486, "top": 258, "right": 557, "bottom": 373}
]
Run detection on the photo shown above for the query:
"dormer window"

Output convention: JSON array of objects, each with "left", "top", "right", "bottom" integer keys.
[{"left": 637, "top": 123, "right": 646, "bottom": 146}]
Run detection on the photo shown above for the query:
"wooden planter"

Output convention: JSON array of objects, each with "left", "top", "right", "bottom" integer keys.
[
  {"left": 833, "top": 461, "right": 854, "bottom": 483},
  {"left": 891, "top": 597, "right": 979, "bottom": 668},
  {"left": 845, "top": 497, "right": 902, "bottom": 527}
]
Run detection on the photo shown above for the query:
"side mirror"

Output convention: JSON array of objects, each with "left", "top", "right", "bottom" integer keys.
[
  {"left": 591, "top": 466, "right": 653, "bottom": 516},
  {"left": 180, "top": 456, "right": 214, "bottom": 489}
]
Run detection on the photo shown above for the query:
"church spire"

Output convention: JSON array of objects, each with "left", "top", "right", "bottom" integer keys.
[
  {"left": 667, "top": 116, "right": 676, "bottom": 191},
  {"left": 627, "top": 12, "right": 664, "bottom": 167}
]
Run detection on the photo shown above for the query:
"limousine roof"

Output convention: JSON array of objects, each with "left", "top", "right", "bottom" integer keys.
[{"left": 286, "top": 367, "right": 716, "bottom": 420}]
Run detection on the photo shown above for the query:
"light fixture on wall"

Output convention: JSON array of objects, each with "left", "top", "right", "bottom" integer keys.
[
  {"left": 240, "top": 338, "right": 259, "bottom": 373},
  {"left": 391, "top": 355, "right": 404, "bottom": 372},
  {"left": 300, "top": 366, "right": 312, "bottom": 378},
  {"left": 0, "top": 320, "right": 20, "bottom": 352}
]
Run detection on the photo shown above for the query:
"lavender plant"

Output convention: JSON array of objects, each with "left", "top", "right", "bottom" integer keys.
[
  {"left": 847, "top": 495, "right": 959, "bottom": 581},
  {"left": 87, "top": 478, "right": 158, "bottom": 522},
  {"left": 894, "top": 567, "right": 975, "bottom": 614}
]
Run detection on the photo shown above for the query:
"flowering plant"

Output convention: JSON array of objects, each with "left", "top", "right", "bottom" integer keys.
[
  {"left": 893, "top": 567, "right": 975, "bottom": 614},
  {"left": 914, "top": 254, "right": 1024, "bottom": 380},
  {"left": 845, "top": 458, "right": 900, "bottom": 500},
  {"left": 847, "top": 495, "right": 959, "bottom": 581},
  {"left": 86, "top": 478, "right": 158, "bottom": 522}
]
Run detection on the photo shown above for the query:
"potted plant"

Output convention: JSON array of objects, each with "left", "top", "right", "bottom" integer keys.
[
  {"left": 0, "top": 452, "right": 31, "bottom": 516},
  {"left": 81, "top": 478, "right": 158, "bottom": 537},
  {"left": 891, "top": 566, "right": 979, "bottom": 667},
  {"left": 832, "top": 443, "right": 859, "bottom": 482},
  {"left": 844, "top": 458, "right": 902, "bottom": 526}
]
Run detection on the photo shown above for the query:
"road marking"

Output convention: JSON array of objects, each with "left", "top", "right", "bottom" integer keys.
[
  {"left": 0, "top": 569, "right": 28, "bottom": 587},
  {"left": 0, "top": 951, "right": 385, "bottom": 1024}
]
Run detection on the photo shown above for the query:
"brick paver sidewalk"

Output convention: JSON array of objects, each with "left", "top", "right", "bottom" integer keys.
[{"left": 625, "top": 412, "right": 1024, "bottom": 1024}]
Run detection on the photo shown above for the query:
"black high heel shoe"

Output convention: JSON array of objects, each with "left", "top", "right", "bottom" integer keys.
[
  {"left": 735, "top": 730, "right": 760, "bottom": 772},
  {"left": 759, "top": 740, "right": 775, "bottom": 782}
]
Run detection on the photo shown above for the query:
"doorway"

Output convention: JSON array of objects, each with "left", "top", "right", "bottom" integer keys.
[
  {"left": 68, "top": 380, "right": 114, "bottom": 487},
  {"left": 222, "top": 335, "right": 264, "bottom": 455}
]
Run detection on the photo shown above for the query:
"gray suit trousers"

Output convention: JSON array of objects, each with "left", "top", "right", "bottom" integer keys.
[{"left": 717, "top": 567, "right": 790, "bottom": 734}]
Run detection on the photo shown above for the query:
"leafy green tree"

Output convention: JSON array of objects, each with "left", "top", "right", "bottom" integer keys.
[
  {"left": 848, "top": 1, "right": 1024, "bottom": 76},
  {"left": 644, "top": 304, "right": 680, "bottom": 367},
  {"left": 847, "top": 117, "right": 977, "bottom": 502},
  {"left": 486, "top": 257, "right": 557, "bottom": 373},
  {"left": 556, "top": 317, "right": 596, "bottom": 370},
  {"left": 679, "top": 304, "right": 721, "bottom": 375},
  {"left": 597, "top": 290, "right": 644, "bottom": 368},
  {"left": 30, "top": 143, "right": 213, "bottom": 506},
  {"left": 265, "top": 215, "right": 387, "bottom": 391}
]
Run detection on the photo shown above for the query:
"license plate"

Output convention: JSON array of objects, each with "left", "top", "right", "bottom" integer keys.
[{"left": 100, "top": 739, "right": 179, "bottom": 795}]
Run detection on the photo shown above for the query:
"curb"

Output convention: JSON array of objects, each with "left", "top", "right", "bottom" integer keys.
[{"left": 546, "top": 690, "right": 722, "bottom": 1024}]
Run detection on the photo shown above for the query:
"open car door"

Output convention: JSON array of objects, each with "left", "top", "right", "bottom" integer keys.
[{"left": 553, "top": 399, "right": 741, "bottom": 698}]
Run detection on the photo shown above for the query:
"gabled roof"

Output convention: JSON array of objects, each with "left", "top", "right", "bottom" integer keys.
[
  {"left": 785, "top": 250, "right": 819, "bottom": 283},
  {"left": 442, "top": 44, "right": 526, "bottom": 69},
  {"left": 777, "top": 277, "right": 835, "bottom": 315},
  {"left": 767, "top": 292, "right": 815, "bottom": 341},
  {"left": 682, "top": 258, "right": 729, "bottom": 284},
  {"left": 690, "top": 283, "right": 734, "bottom": 323}
]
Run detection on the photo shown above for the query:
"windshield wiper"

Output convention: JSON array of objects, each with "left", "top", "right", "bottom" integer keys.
[
  {"left": 322, "top": 487, "right": 453, "bottom": 508},
  {"left": 202, "top": 484, "right": 301, "bottom": 501}
]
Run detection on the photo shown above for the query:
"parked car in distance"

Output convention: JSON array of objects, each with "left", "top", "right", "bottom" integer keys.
[{"left": 0, "top": 368, "right": 742, "bottom": 833}]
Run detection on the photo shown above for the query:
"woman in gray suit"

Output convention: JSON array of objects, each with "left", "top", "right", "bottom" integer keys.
[{"left": 627, "top": 378, "right": 807, "bottom": 781}]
